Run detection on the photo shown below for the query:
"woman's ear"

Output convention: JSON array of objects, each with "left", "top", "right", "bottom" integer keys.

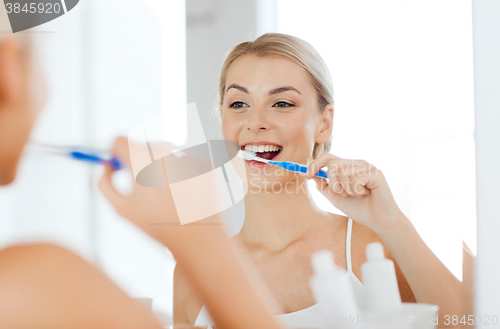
[{"left": 315, "top": 104, "right": 334, "bottom": 144}]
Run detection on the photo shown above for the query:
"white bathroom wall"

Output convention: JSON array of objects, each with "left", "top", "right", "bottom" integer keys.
[
  {"left": 471, "top": 0, "right": 500, "bottom": 324},
  {"left": 186, "top": 0, "right": 259, "bottom": 141}
]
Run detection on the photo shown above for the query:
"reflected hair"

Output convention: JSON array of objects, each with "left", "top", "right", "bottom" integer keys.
[{"left": 218, "top": 33, "right": 334, "bottom": 159}]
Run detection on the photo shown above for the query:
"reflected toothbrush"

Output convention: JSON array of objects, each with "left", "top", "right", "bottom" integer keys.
[
  {"left": 29, "top": 142, "right": 123, "bottom": 170},
  {"left": 238, "top": 150, "right": 328, "bottom": 179}
]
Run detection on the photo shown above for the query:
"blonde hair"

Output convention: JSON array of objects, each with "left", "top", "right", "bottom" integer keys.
[{"left": 218, "top": 33, "right": 334, "bottom": 159}]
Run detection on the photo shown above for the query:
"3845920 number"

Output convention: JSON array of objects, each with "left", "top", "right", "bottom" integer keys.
[
  {"left": 443, "top": 315, "right": 499, "bottom": 326},
  {"left": 5, "top": 2, "right": 62, "bottom": 14}
]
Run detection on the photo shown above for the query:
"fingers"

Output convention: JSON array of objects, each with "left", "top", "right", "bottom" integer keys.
[
  {"left": 350, "top": 175, "right": 371, "bottom": 198},
  {"left": 337, "top": 170, "right": 354, "bottom": 197},
  {"left": 98, "top": 162, "right": 124, "bottom": 209},
  {"left": 97, "top": 137, "right": 131, "bottom": 209},
  {"left": 111, "top": 136, "right": 131, "bottom": 169},
  {"left": 326, "top": 169, "right": 348, "bottom": 197},
  {"left": 306, "top": 152, "right": 376, "bottom": 199},
  {"left": 305, "top": 152, "right": 342, "bottom": 179},
  {"left": 311, "top": 177, "right": 342, "bottom": 204}
]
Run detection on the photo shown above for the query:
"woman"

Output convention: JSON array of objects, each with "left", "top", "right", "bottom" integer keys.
[
  {"left": 0, "top": 9, "right": 285, "bottom": 328},
  {"left": 174, "top": 33, "right": 461, "bottom": 328}
]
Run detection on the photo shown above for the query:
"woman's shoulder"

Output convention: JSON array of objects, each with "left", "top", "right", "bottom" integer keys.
[
  {"left": 322, "top": 212, "right": 349, "bottom": 230},
  {"left": 351, "top": 219, "right": 382, "bottom": 246}
]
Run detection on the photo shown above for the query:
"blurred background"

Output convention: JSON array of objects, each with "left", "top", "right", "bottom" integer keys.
[{"left": 0, "top": 0, "right": 476, "bottom": 323}]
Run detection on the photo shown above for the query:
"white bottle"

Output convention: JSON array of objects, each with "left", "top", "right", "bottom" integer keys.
[
  {"left": 361, "top": 242, "right": 402, "bottom": 312},
  {"left": 310, "top": 250, "right": 359, "bottom": 324}
]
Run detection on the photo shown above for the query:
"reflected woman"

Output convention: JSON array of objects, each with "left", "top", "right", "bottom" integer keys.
[{"left": 174, "top": 33, "right": 461, "bottom": 328}]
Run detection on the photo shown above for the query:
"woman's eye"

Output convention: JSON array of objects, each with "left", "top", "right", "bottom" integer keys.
[
  {"left": 229, "top": 101, "right": 248, "bottom": 109},
  {"left": 273, "top": 101, "right": 294, "bottom": 108}
]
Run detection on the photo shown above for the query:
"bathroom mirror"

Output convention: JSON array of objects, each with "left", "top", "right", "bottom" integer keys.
[{"left": 186, "top": 0, "right": 480, "bottom": 326}]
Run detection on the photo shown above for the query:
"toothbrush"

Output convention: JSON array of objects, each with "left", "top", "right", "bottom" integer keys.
[
  {"left": 29, "top": 143, "right": 123, "bottom": 170},
  {"left": 238, "top": 150, "right": 328, "bottom": 179}
]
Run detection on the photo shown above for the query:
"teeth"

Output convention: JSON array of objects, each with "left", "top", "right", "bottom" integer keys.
[{"left": 243, "top": 145, "right": 282, "bottom": 153}]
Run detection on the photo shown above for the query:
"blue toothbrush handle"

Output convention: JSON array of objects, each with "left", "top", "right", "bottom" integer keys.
[
  {"left": 269, "top": 161, "right": 328, "bottom": 179},
  {"left": 70, "top": 151, "right": 123, "bottom": 170},
  {"left": 109, "top": 157, "right": 123, "bottom": 170},
  {"left": 315, "top": 169, "right": 328, "bottom": 179}
]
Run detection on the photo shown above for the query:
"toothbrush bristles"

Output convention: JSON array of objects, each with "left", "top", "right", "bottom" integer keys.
[{"left": 238, "top": 150, "right": 270, "bottom": 163}]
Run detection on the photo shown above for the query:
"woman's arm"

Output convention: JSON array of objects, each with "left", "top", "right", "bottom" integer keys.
[
  {"left": 307, "top": 153, "right": 461, "bottom": 327},
  {"left": 162, "top": 224, "right": 284, "bottom": 329},
  {"left": 173, "top": 264, "right": 191, "bottom": 326},
  {"left": 174, "top": 263, "right": 204, "bottom": 326},
  {"left": 99, "top": 137, "right": 285, "bottom": 329},
  {"left": 376, "top": 214, "right": 461, "bottom": 324}
]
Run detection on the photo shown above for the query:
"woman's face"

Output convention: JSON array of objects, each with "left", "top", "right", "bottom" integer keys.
[{"left": 221, "top": 55, "right": 332, "bottom": 190}]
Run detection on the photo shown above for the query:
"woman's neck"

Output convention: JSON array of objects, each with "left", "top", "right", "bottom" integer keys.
[{"left": 238, "top": 177, "right": 328, "bottom": 254}]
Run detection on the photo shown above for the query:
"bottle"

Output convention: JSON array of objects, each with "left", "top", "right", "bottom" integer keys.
[
  {"left": 361, "top": 242, "right": 402, "bottom": 312},
  {"left": 310, "top": 250, "right": 359, "bottom": 325}
]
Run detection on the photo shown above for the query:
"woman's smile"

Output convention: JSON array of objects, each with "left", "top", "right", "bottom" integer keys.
[{"left": 240, "top": 141, "right": 284, "bottom": 168}]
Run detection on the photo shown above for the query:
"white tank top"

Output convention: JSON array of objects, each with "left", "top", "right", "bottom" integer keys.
[{"left": 194, "top": 218, "right": 365, "bottom": 328}]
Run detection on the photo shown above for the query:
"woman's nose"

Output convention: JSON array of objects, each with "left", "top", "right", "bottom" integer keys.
[{"left": 246, "top": 106, "right": 270, "bottom": 132}]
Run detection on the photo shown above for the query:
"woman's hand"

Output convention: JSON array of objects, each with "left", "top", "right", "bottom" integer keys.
[
  {"left": 99, "top": 137, "right": 286, "bottom": 329},
  {"left": 306, "top": 152, "right": 404, "bottom": 233},
  {"left": 97, "top": 137, "right": 183, "bottom": 242}
]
